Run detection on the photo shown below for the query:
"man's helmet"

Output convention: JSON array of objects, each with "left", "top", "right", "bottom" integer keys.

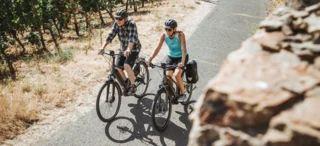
[
  {"left": 115, "top": 9, "right": 128, "bottom": 18},
  {"left": 164, "top": 19, "right": 177, "bottom": 28}
]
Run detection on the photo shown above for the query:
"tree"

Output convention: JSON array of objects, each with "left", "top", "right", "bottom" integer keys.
[
  {"left": 0, "top": 35, "right": 16, "bottom": 80},
  {"left": 0, "top": 0, "right": 28, "bottom": 54}
]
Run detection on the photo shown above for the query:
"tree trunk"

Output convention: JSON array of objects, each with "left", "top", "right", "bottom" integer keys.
[
  {"left": 96, "top": 4, "right": 105, "bottom": 25},
  {"left": 46, "top": 25, "right": 60, "bottom": 54},
  {"left": 0, "top": 49, "right": 16, "bottom": 80},
  {"left": 126, "top": 0, "right": 129, "bottom": 11},
  {"left": 73, "top": 13, "right": 80, "bottom": 36},
  {"left": 141, "top": 0, "right": 145, "bottom": 7},
  {"left": 134, "top": 0, "right": 137, "bottom": 12},
  {"left": 106, "top": 9, "right": 115, "bottom": 21},
  {"left": 31, "top": 1, "right": 50, "bottom": 54},
  {"left": 38, "top": 25, "right": 47, "bottom": 53},
  {"left": 52, "top": 18, "right": 62, "bottom": 38},
  {"left": 10, "top": 29, "right": 26, "bottom": 54},
  {"left": 84, "top": 13, "right": 90, "bottom": 30}
]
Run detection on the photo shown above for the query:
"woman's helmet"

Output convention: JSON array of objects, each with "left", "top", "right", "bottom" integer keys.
[
  {"left": 115, "top": 9, "right": 128, "bottom": 18},
  {"left": 164, "top": 19, "right": 177, "bottom": 28}
]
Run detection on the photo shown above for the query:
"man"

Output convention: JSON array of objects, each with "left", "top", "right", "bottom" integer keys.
[{"left": 99, "top": 9, "right": 142, "bottom": 95}]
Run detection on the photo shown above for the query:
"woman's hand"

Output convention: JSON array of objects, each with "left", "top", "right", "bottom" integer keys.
[{"left": 178, "top": 62, "right": 184, "bottom": 68}]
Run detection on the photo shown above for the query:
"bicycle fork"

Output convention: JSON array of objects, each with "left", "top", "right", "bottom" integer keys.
[{"left": 105, "top": 79, "right": 117, "bottom": 103}]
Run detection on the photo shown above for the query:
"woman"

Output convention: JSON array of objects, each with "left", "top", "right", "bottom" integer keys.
[{"left": 147, "top": 19, "right": 188, "bottom": 102}]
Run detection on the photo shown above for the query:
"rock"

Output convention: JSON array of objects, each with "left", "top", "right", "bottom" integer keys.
[
  {"left": 304, "top": 13, "right": 320, "bottom": 34},
  {"left": 263, "top": 96, "right": 320, "bottom": 146},
  {"left": 189, "top": 1, "right": 320, "bottom": 146},
  {"left": 286, "top": 0, "right": 320, "bottom": 10},
  {"left": 259, "top": 19, "right": 283, "bottom": 32},
  {"left": 253, "top": 31, "right": 284, "bottom": 52}
]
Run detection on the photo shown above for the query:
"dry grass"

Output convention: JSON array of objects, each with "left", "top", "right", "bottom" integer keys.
[
  {"left": 265, "top": 0, "right": 286, "bottom": 15},
  {"left": 0, "top": 0, "right": 208, "bottom": 143}
]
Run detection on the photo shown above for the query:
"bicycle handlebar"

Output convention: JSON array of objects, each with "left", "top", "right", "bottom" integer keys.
[{"left": 99, "top": 50, "right": 122, "bottom": 56}]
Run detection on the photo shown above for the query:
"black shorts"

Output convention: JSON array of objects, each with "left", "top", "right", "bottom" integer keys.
[
  {"left": 116, "top": 52, "right": 139, "bottom": 69},
  {"left": 166, "top": 54, "right": 189, "bottom": 71}
]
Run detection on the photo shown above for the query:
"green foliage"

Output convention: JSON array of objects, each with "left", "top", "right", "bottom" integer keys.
[
  {"left": 27, "top": 32, "right": 41, "bottom": 46},
  {"left": 21, "top": 55, "right": 35, "bottom": 63}
]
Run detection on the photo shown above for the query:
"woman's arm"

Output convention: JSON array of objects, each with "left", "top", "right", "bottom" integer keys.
[
  {"left": 148, "top": 33, "right": 165, "bottom": 63},
  {"left": 179, "top": 32, "right": 187, "bottom": 66}
]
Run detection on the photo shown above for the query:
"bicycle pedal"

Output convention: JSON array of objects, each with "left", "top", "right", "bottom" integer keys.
[{"left": 172, "top": 99, "right": 179, "bottom": 105}]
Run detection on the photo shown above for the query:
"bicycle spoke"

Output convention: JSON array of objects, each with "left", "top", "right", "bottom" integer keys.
[
  {"left": 134, "top": 61, "right": 149, "bottom": 98},
  {"left": 96, "top": 81, "right": 121, "bottom": 122},
  {"left": 152, "top": 89, "right": 171, "bottom": 131}
]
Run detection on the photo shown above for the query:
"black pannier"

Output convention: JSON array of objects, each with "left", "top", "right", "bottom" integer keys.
[{"left": 185, "top": 60, "right": 198, "bottom": 83}]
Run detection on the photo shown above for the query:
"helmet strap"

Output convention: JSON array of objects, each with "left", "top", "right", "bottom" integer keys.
[{"left": 169, "top": 28, "right": 176, "bottom": 38}]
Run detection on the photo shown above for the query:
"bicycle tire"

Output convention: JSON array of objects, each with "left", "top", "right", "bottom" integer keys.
[
  {"left": 96, "top": 80, "right": 121, "bottom": 122},
  {"left": 180, "top": 82, "right": 193, "bottom": 105},
  {"left": 151, "top": 88, "right": 172, "bottom": 131},
  {"left": 134, "top": 61, "right": 150, "bottom": 98}
]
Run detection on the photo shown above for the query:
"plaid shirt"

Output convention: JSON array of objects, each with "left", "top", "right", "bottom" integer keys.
[{"left": 106, "top": 20, "right": 141, "bottom": 52}]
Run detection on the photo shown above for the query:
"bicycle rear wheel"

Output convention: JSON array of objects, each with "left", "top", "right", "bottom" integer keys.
[
  {"left": 96, "top": 80, "right": 121, "bottom": 122},
  {"left": 134, "top": 61, "right": 150, "bottom": 98},
  {"left": 151, "top": 88, "right": 172, "bottom": 131}
]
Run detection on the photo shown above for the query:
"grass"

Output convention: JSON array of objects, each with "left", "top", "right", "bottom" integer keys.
[
  {"left": 244, "top": 20, "right": 259, "bottom": 35},
  {"left": 44, "top": 47, "right": 75, "bottom": 64}
]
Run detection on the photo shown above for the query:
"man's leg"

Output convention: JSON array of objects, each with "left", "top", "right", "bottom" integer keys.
[
  {"left": 124, "top": 64, "right": 134, "bottom": 86},
  {"left": 116, "top": 55, "right": 127, "bottom": 81},
  {"left": 117, "top": 68, "right": 127, "bottom": 81},
  {"left": 125, "top": 52, "right": 139, "bottom": 95}
]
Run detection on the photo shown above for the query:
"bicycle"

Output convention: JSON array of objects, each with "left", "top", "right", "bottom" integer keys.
[
  {"left": 149, "top": 63, "right": 196, "bottom": 131},
  {"left": 96, "top": 50, "right": 150, "bottom": 122}
]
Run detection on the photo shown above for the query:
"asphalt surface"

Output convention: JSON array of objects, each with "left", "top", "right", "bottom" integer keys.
[{"left": 35, "top": 0, "right": 266, "bottom": 146}]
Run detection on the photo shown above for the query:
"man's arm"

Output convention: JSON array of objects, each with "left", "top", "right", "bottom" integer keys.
[{"left": 127, "top": 21, "right": 138, "bottom": 45}]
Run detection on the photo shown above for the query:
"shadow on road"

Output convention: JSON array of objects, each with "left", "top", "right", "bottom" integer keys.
[{"left": 104, "top": 93, "right": 196, "bottom": 146}]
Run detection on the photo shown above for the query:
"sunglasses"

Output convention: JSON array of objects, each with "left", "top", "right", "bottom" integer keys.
[
  {"left": 115, "top": 17, "right": 124, "bottom": 21},
  {"left": 165, "top": 28, "right": 173, "bottom": 32}
]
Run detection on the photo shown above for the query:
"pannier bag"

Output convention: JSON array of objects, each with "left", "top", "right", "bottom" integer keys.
[{"left": 185, "top": 60, "right": 199, "bottom": 83}]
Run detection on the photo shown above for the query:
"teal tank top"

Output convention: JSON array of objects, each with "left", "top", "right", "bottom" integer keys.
[{"left": 165, "top": 33, "right": 187, "bottom": 58}]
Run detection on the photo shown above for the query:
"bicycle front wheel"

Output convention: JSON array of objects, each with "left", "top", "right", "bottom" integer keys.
[
  {"left": 134, "top": 61, "right": 150, "bottom": 98},
  {"left": 96, "top": 80, "right": 121, "bottom": 122},
  {"left": 151, "top": 88, "right": 172, "bottom": 131}
]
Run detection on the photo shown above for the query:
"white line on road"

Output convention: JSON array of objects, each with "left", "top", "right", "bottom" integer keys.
[{"left": 193, "top": 59, "right": 221, "bottom": 67}]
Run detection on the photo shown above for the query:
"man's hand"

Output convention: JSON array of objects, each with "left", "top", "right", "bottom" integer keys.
[
  {"left": 98, "top": 48, "right": 104, "bottom": 55},
  {"left": 124, "top": 49, "right": 131, "bottom": 57},
  {"left": 146, "top": 60, "right": 151, "bottom": 66}
]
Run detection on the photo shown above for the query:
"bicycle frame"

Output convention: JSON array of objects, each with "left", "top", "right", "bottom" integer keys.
[
  {"left": 103, "top": 51, "right": 128, "bottom": 93},
  {"left": 155, "top": 63, "right": 183, "bottom": 101}
]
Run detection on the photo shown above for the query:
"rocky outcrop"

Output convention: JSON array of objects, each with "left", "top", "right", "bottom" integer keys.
[{"left": 188, "top": 1, "right": 320, "bottom": 146}]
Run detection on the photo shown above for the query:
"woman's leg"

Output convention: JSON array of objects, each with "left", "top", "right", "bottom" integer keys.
[
  {"left": 166, "top": 70, "right": 174, "bottom": 87},
  {"left": 174, "top": 68, "right": 184, "bottom": 94}
]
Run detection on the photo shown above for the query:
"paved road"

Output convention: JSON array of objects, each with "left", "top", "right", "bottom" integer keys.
[{"left": 35, "top": 1, "right": 266, "bottom": 146}]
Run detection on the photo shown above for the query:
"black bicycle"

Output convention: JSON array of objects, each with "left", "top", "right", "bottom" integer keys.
[
  {"left": 96, "top": 50, "right": 150, "bottom": 122},
  {"left": 150, "top": 63, "right": 196, "bottom": 131}
]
